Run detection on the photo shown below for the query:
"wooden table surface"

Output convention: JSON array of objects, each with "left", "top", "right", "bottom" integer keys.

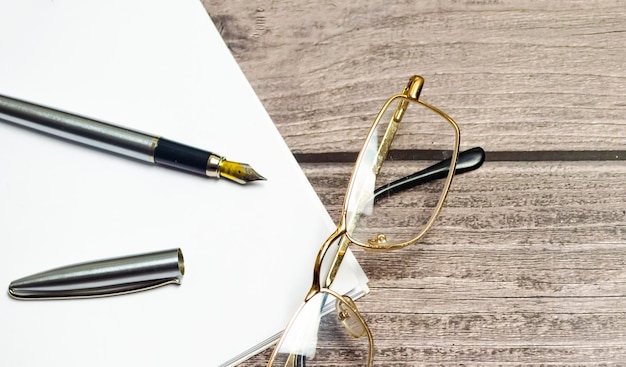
[{"left": 202, "top": 1, "right": 626, "bottom": 365}]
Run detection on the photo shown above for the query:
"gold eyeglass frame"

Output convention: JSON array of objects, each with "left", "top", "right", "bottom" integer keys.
[{"left": 267, "top": 75, "right": 462, "bottom": 367}]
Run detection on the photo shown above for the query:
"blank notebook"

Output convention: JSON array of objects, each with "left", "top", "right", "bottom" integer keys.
[{"left": 0, "top": 1, "right": 369, "bottom": 366}]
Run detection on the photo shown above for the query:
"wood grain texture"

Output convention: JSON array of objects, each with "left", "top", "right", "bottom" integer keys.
[
  {"left": 237, "top": 162, "right": 626, "bottom": 366},
  {"left": 203, "top": 0, "right": 626, "bottom": 155},
  {"left": 199, "top": 1, "right": 626, "bottom": 365}
]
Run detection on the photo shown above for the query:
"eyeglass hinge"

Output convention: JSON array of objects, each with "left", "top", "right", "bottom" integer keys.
[{"left": 405, "top": 75, "right": 425, "bottom": 100}]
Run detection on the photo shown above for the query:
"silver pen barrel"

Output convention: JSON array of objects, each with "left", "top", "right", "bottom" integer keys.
[
  {"left": 0, "top": 94, "right": 158, "bottom": 162},
  {"left": 0, "top": 94, "right": 267, "bottom": 183}
]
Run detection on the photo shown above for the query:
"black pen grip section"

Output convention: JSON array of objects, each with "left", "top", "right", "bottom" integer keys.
[{"left": 154, "top": 138, "right": 211, "bottom": 176}]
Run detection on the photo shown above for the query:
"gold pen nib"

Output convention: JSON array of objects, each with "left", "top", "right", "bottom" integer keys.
[{"left": 219, "top": 160, "right": 266, "bottom": 184}]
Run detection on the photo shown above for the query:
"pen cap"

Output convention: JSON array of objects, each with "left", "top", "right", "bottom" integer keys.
[{"left": 8, "top": 248, "right": 184, "bottom": 300}]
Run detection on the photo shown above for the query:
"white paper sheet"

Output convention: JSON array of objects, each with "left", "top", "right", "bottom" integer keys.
[{"left": 0, "top": 1, "right": 368, "bottom": 366}]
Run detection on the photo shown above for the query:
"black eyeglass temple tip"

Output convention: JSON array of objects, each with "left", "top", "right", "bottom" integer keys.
[
  {"left": 454, "top": 146, "right": 485, "bottom": 174},
  {"left": 373, "top": 147, "right": 485, "bottom": 201}
]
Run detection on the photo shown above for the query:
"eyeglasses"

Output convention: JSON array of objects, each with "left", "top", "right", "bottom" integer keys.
[{"left": 267, "top": 75, "right": 484, "bottom": 366}]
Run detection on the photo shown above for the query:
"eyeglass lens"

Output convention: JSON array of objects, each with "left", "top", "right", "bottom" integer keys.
[
  {"left": 345, "top": 96, "right": 458, "bottom": 248},
  {"left": 272, "top": 291, "right": 371, "bottom": 366}
]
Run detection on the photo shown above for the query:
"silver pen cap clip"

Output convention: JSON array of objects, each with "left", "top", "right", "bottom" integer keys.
[{"left": 8, "top": 248, "right": 184, "bottom": 300}]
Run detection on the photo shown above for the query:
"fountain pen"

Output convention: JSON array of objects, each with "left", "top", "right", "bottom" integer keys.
[{"left": 0, "top": 94, "right": 265, "bottom": 184}]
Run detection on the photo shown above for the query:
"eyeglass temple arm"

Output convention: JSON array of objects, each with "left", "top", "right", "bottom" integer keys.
[
  {"left": 373, "top": 147, "right": 485, "bottom": 201},
  {"left": 324, "top": 148, "right": 484, "bottom": 287}
]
